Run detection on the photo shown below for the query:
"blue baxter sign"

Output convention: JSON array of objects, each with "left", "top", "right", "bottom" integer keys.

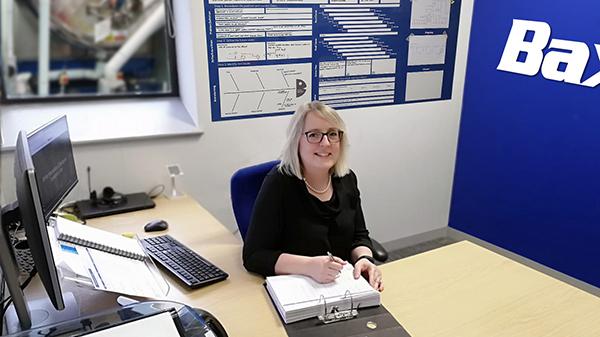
[
  {"left": 450, "top": 1, "right": 600, "bottom": 288},
  {"left": 497, "top": 19, "right": 600, "bottom": 88}
]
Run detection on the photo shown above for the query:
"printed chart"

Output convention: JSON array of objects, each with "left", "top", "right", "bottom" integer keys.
[
  {"left": 218, "top": 64, "right": 311, "bottom": 116},
  {"left": 204, "top": 0, "right": 462, "bottom": 121}
]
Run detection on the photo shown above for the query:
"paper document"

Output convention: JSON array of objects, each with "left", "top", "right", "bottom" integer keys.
[
  {"left": 80, "top": 247, "right": 167, "bottom": 298},
  {"left": 405, "top": 70, "right": 444, "bottom": 101},
  {"left": 79, "top": 311, "right": 182, "bottom": 337},
  {"left": 411, "top": 0, "right": 451, "bottom": 29},
  {"left": 266, "top": 264, "right": 380, "bottom": 323},
  {"left": 48, "top": 226, "right": 169, "bottom": 298},
  {"left": 408, "top": 34, "right": 447, "bottom": 66}
]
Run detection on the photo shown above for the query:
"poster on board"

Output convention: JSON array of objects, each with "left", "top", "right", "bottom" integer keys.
[{"left": 204, "top": 0, "right": 462, "bottom": 121}]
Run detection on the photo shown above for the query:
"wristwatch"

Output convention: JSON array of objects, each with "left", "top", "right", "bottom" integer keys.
[{"left": 355, "top": 255, "right": 376, "bottom": 264}]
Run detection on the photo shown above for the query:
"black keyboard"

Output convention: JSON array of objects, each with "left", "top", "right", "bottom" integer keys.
[{"left": 142, "top": 235, "right": 228, "bottom": 289}]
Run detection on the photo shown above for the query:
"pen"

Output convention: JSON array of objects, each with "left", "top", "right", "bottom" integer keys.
[
  {"left": 328, "top": 252, "right": 342, "bottom": 277},
  {"left": 327, "top": 251, "right": 334, "bottom": 262}
]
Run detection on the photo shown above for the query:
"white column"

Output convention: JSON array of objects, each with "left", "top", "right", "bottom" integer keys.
[
  {"left": 38, "top": 0, "right": 51, "bottom": 96},
  {"left": 101, "top": 3, "right": 165, "bottom": 93},
  {"left": 1, "top": 0, "right": 16, "bottom": 93}
]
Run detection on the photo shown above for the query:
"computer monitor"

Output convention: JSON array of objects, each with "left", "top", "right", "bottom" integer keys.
[
  {"left": 28, "top": 117, "right": 78, "bottom": 220},
  {"left": 0, "top": 116, "right": 78, "bottom": 331}
]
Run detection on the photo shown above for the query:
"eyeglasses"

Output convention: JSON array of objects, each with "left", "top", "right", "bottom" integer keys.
[{"left": 304, "top": 129, "right": 343, "bottom": 144}]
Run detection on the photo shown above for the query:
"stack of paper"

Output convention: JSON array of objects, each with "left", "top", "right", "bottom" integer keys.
[{"left": 266, "top": 264, "right": 380, "bottom": 324}]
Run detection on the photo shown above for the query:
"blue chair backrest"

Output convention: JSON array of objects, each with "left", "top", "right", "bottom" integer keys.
[{"left": 230, "top": 160, "right": 280, "bottom": 240}]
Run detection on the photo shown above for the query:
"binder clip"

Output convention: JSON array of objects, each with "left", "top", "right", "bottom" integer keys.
[{"left": 317, "top": 291, "right": 360, "bottom": 324}]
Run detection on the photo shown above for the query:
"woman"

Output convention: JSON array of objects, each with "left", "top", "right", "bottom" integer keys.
[{"left": 242, "top": 101, "right": 383, "bottom": 291}]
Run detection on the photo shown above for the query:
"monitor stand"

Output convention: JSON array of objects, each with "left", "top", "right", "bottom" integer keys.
[{"left": 4, "top": 292, "right": 80, "bottom": 334}]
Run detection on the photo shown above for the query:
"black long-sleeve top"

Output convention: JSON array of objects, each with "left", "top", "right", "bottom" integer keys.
[{"left": 242, "top": 167, "right": 372, "bottom": 277}]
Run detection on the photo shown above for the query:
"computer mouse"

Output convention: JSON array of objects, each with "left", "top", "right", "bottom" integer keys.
[{"left": 144, "top": 219, "right": 169, "bottom": 232}]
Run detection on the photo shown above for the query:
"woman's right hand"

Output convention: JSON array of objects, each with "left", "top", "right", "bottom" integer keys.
[{"left": 307, "top": 255, "right": 346, "bottom": 283}]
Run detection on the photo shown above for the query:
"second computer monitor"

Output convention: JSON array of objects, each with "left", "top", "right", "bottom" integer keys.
[{"left": 28, "top": 116, "right": 78, "bottom": 219}]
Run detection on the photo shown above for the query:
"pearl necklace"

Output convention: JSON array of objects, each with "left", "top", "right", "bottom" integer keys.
[{"left": 303, "top": 175, "right": 332, "bottom": 194}]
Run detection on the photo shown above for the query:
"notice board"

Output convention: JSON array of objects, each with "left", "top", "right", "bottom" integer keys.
[{"left": 204, "top": 0, "right": 462, "bottom": 121}]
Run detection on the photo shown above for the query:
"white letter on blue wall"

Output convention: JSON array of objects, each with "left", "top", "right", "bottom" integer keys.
[
  {"left": 497, "top": 19, "right": 551, "bottom": 76},
  {"left": 580, "top": 45, "right": 600, "bottom": 88},
  {"left": 541, "top": 39, "right": 589, "bottom": 84}
]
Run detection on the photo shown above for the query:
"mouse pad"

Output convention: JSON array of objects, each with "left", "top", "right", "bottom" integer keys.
[{"left": 282, "top": 305, "right": 411, "bottom": 337}]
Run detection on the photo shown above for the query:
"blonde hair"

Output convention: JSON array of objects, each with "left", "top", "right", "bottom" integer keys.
[{"left": 279, "top": 101, "right": 350, "bottom": 179}]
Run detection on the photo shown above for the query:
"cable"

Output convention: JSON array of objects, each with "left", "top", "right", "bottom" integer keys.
[
  {"left": 20, "top": 269, "right": 37, "bottom": 291},
  {"left": 1, "top": 231, "right": 10, "bottom": 334},
  {"left": 57, "top": 201, "right": 76, "bottom": 213},
  {"left": 0, "top": 298, "right": 13, "bottom": 334},
  {"left": 1, "top": 296, "right": 11, "bottom": 307},
  {"left": 0, "top": 270, "right": 37, "bottom": 305},
  {"left": 55, "top": 202, "right": 86, "bottom": 224},
  {"left": 0, "top": 222, "right": 38, "bottom": 333},
  {"left": 2, "top": 299, "right": 12, "bottom": 311},
  {"left": 0, "top": 269, "right": 37, "bottom": 333},
  {"left": 165, "top": 0, "right": 176, "bottom": 38},
  {"left": 1, "top": 271, "right": 6, "bottom": 302}
]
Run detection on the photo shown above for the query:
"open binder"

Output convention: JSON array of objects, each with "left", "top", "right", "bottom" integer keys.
[
  {"left": 48, "top": 217, "right": 169, "bottom": 299},
  {"left": 265, "top": 264, "right": 380, "bottom": 324}
]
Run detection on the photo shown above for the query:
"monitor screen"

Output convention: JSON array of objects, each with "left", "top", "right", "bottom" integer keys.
[{"left": 28, "top": 116, "right": 78, "bottom": 219}]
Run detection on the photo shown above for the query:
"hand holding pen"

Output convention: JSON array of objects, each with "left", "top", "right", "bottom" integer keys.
[{"left": 307, "top": 252, "right": 346, "bottom": 284}]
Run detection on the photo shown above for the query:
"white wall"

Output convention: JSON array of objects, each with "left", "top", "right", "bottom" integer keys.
[{"left": 1, "top": 0, "right": 474, "bottom": 244}]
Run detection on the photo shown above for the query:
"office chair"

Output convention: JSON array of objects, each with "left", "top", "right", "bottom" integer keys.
[{"left": 230, "top": 160, "right": 389, "bottom": 262}]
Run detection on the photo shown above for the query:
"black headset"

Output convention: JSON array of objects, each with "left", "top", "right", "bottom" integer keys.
[
  {"left": 90, "top": 186, "right": 127, "bottom": 207},
  {"left": 87, "top": 166, "right": 127, "bottom": 207}
]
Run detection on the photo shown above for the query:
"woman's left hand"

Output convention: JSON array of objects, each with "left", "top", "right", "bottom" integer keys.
[{"left": 353, "top": 259, "right": 384, "bottom": 291}]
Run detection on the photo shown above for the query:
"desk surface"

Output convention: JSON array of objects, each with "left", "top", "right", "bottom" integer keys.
[{"left": 32, "top": 197, "right": 600, "bottom": 336}]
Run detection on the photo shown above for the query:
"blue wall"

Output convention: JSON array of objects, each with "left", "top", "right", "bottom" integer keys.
[{"left": 450, "top": 1, "right": 600, "bottom": 287}]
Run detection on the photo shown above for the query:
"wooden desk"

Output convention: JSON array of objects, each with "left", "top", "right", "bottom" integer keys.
[
  {"left": 87, "top": 196, "right": 287, "bottom": 337},
  {"left": 380, "top": 241, "right": 600, "bottom": 337},
  {"left": 27, "top": 197, "right": 600, "bottom": 336}
]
